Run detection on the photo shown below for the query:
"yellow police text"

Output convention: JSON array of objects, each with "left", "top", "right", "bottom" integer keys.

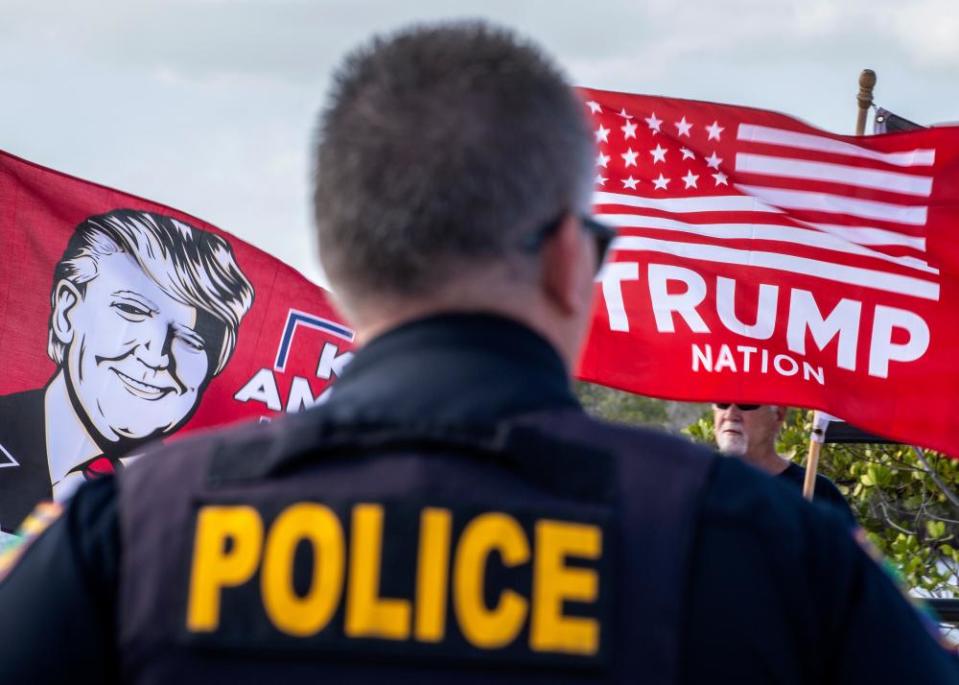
[{"left": 186, "top": 503, "right": 603, "bottom": 656}]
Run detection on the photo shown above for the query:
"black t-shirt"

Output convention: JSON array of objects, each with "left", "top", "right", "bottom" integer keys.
[
  {"left": 779, "top": 462, "right": 857, "bottom": 525},
  {"left": 0, "top": 314, "right": 955, "bottom": 684}
]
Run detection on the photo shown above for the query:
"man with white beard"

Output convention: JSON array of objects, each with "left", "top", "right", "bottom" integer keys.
[{"left": 712, "top": 403, "right": 855, "bottom": 524}]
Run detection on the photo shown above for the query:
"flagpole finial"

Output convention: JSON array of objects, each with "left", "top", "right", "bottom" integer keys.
[{"left": 856, "top": 69, "right": 877, "bottom": 135}]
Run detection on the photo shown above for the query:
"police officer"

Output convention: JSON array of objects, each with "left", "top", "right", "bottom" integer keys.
[{"left": 0, "top": 21, "right": 956, "bottom": 685}]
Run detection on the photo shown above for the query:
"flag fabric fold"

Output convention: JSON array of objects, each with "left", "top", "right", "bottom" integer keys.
[{"left": 875, "top": 107, "right": 924, "bottom": 134}]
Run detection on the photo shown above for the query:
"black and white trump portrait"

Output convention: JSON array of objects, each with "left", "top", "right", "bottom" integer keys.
[{"left": 0, "top": 209, "right": 254, "bottom": 531}]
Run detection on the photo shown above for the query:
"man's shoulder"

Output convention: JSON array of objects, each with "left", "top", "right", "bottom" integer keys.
[
  {"left": 779, "top": 461, "right": 856, "bottom": 523},
  {"left": 813, "top": 471, "right": 857, "bottom": 522},
  {"left": 696, "top": 456, "right": 854, "bottom": 569},
  {"left": 707, "top": 457, "right": 811, "bottom": 522},
  {"left": 688, "top": 457, "right": 862, "bottom": 619},
  {"left": 813, "top": 470, "right": 849, "bottom": 500},
  {"left": 679, "top": 458, "right": 913, "bottom": 682}
]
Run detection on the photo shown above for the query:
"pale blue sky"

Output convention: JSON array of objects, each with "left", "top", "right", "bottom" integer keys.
[{"left": 2, "top": 0, "right": 956, "bottom": 286}]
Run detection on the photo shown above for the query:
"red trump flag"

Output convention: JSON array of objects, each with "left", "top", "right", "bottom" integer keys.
[
  {"left": 576, "top": 89, "right": 959, "bottom": 455},
  {"left": 0, "top": 150, "right": 353, "bottom": 531}
]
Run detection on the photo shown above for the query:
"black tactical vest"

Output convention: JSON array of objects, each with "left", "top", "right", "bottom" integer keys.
[{"left": 117, "top": 408, "right": 715, "bottom": 684}]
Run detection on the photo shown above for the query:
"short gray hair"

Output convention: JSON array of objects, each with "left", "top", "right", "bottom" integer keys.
[
  {"left": 49, "top": 209, "right": 254, "bottom": 375},
  {"left": 313, "top": 21, "right": 595, "bottom": 303}
]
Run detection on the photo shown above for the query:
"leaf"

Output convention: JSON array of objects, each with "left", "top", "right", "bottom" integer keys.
[{"left": 926, "top": 520, "right": 946, "bottom": 540}]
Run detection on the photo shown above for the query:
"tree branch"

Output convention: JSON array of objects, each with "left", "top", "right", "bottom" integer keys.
[
  {"left": 879, "top": 500, "right": 918, "bottom": 536},
  {"left": 924, "top": 512, "right": 959, "bottom": 525},
  {"left": 913, "top": 446, "right": 959, "bottom": 511}
]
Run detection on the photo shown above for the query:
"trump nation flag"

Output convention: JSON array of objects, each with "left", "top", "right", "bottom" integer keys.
[
  {"left": 577, "top": 88, "right": 959, "bottom": 456},
  {"left": 0, "top": 150, "right": 353, "bottom": 532}
]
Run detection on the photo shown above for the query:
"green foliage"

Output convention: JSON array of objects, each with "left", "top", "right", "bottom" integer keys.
[
  {"left": 574, "top": 382, "right": 669, "bottom": 427},
  {"left": 688, "top": 408, "right": 959, "bottom": 597}
]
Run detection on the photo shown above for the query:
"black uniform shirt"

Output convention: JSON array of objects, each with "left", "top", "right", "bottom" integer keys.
[
  {"left": 779, "top": 461, "right": 857, "bottom": 525},
  {"left": 0, "top": 314, "right": 955, "bottom": 684}
]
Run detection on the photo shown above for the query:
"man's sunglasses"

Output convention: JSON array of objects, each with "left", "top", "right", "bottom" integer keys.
[
  {"left": 713, "top": 403, "right": 761, "bottom": 411},
  {"left": 521, "top": 213, "right": 617, "bottom": 273}
]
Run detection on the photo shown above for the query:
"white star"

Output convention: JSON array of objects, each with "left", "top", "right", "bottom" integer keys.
[
  {"left": 682, "top": 169, "right": 699, "bottom": 189},
  {"left": 675, "top": 116, "right": 693, "bottom": 137},
  {"left": 706, "top": 120, "right": 724, "bottom": 141},
  {"left": 597, "top": 152, "right": 610, "bottom": 168},
  {"left": 712, "top": 171, "right": 729, "bottom": 186},
  {"left": 617, "top": 107, "right": 634, "bottom": 119},
  {"left": 680, "top": 147, "right": 695, "bottom": 160},
  {"left": 645, "top": 112, "right": 662, "bottom": 134},
  {"left": 621, "top": 120, "right": 638, "bottom": 139},
  {"left": 586, "top": 101, "right": 602, "bottom": 114},
  {"left": 621, "top": 148, "right": 639, "bottom": 167},
  {"left": 650, "top": 144, "right": 667, "bottom": 164},
  {"left": 653, "top": 173, "right": 670, "bottom": 190},
  {"left": 595, "top": 125, "right": 610, "bottom": 143},
  {"left": 622, "top": 176, "right": 639, "bottom": 190},
  {"left": 705, "top": 151, "right": 723, "bottom": 169},
  {"left": 595, "top": 173, "right": 607, "bottom": 186}
]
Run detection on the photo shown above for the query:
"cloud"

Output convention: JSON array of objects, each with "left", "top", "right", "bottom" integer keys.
[
  {"left": 2, "top": 0, "right": 957, "bottom": 285},
  {"left": 877, "top": 0, "right": 959, "bottom": 68},
  {"left": 6, "top": 1, "right": 959, "bottom": 85}
]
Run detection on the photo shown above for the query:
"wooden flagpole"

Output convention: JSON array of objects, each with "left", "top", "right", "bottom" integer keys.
[
  {"left": 804, "top": 69, "right": 879, "bottom": 499},
  {"left": 856, "top": 69, "right": 877, "bottom": 135},
  {"left": 803, "top": 411, "right": 831, "bottom": 500}
]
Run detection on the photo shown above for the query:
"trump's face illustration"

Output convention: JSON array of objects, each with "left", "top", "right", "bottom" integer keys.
[
  {"left": 53, "top": 250, "right": 219, "bottom": 443},
  {"left": 43, "top": 209, "right": 255, "bottom": 452}
]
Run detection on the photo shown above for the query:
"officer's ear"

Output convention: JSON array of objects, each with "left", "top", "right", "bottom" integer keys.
[
  {"left": 52, "top": 280, "right": 81, "bottom": 346},
  {"left": 540, "top": 213, "right": 592, "bottom": 316}
]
